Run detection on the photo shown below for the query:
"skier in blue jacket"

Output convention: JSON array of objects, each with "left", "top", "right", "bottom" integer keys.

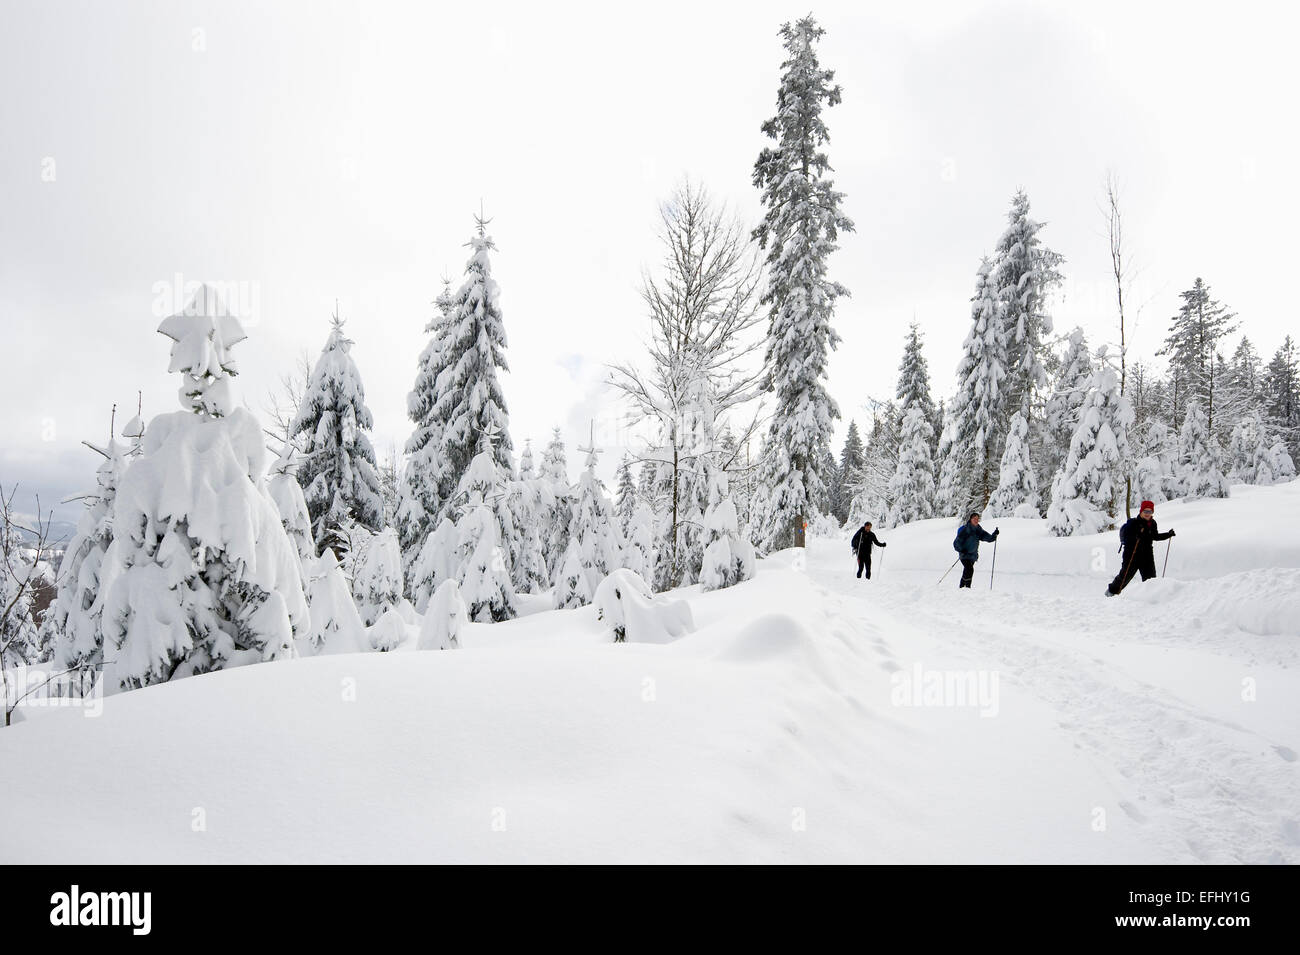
[{"left": 953, "top": 512, "right": 998, "bottom": 589}]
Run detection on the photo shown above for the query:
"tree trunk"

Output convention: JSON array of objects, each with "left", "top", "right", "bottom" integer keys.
[{"left": 793, "top": 512, "right": 806, "bottom": 549}]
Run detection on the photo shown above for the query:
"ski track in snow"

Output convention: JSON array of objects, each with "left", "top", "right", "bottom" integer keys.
[{"left": 811, "top": 544, "right": 1299, "bottom": 864}]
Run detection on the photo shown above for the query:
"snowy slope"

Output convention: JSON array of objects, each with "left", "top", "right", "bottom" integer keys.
[{"left": 2, "top": 482, "right": 1297, "bottom": 863}]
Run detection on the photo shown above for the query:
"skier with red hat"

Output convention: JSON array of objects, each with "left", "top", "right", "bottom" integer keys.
[{"left": 1106, "top": 499, "right": 1175, "bottom": 596}]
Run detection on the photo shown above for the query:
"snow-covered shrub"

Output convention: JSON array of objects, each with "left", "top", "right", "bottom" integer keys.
[
  {"left": 367, "top": 606, "right": 408, "bottom": 653},
  {"left": 300, "top": 549, "right": 367, "bottom": 656},
  {"left": 350, "top": 527, "right": 403, "bottom": 627},
  {"left": 593, "top": 569, "right": 694, "bottom": 644},
  {"left": 699, "top": 469, "right": 756, "bottom": 592},
  {"left": 418, "top": 579, "right": 469, "bottom": 650}
]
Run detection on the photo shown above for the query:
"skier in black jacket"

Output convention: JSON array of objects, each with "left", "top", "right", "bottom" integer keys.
[
  {"left": 1106, "top": 500, "right": 1175, "bottom": 596},
  {"left": 850, "top": 522, "right": 887, "bottom": 579}
]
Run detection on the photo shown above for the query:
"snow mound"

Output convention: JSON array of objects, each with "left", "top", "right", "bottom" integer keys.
[
  {"left": 712, "top": 612, "right": 814, "bottom": 663},
  {"left": 1123, "top": 568, "right": 1300, "bottom": 637}
]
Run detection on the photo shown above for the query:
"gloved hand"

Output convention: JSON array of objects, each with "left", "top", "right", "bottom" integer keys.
[
  {"left": 880, "top": 542, "right": 887, "bottom": 547},
  {"left": 1169, "top": 529, "right": 1176, "bottom": 537},
  {"left": 993, "top": 527, "right": 1000, "bottom": 538}
]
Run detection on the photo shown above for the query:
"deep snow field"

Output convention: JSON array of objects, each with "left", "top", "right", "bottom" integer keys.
[{"left": 2, "top": 482, "right": 1297, "bottom": 863}]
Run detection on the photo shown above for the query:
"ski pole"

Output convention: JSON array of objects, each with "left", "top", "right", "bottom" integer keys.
[
  {"left": 1162, "top": 538, "right": 1171, "bottom": 577},
  {"left": 989, "top": 538, "right": 998, "bottom": 590},
  {"left": 877, "top": 549, "right": 885, "bottom": 578},
  {"left": 937, "top": 557, "right": 960, "bottom": 585}
]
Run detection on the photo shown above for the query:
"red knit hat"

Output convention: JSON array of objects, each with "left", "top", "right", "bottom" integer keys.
[{"left": 1140, "top": 500, "right": 1155, "bottom": 511}]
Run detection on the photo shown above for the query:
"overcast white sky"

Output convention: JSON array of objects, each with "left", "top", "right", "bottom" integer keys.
[{"left": 2, "top": 0, "right": 1297, "bottom": 522}]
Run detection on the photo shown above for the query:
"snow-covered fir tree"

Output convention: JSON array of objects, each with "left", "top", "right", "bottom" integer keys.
[
  {"left": 266, "top": 437, "right": 316, "bottom": 584},
  {"left": 1045, "top": 328, "right": 1093, "bottom": 476},
  {"left": 1133, "top": 420, "right": 1180, "bottom": 503},
  {"left": 896, "top": 322, "right": 937, "bottom": 436},
  {"left": 1259, "top": 437, "right": 1296, "bottom": 485},
  {"left": 552, "top": 539, "right": 592, "bottom": 610},
  {"left": 99, "top": 286, "right": 309, "bottom": 690},
  {"left": 407, "top": 515, "right": 458, "bottom": 614},
  {"left": 396, "top": 279, "right": 456, "bottom": 574},
  {"left": 622, "top": 501, "right": 656, "bottom": 580},
  {"left": 986, "top": 411, "right": 1040, "bottom": 518},
  {"left": 299, "top": 549, "right": 367, "bottom": 656},
  {"left": 1263, "top": 336, "right": 1299, "bottom": 464},
  {"left": 846, "top": 409, "right": 899, "bottom": 528},
  {"left": 886, "top": 406, "right": 936, "bottom": 526},
  {"left": 930, "top": 403, "right": 965, "bottom": 519},
  {"left": 831, "top": 419, "right": 865, "bottom": 524},
  {"left": 349, "top": 527, "right": 403, "bottom": 627},
  {"left": 452, "top": 432, "right": 517, "bottom": 623},
  {"left": 50, "top": 427, "right": 130, "bottom": 676},
  {"left": 552, "top": 435, "right": 622, "bottom": 608},
  {"left": 1159, "top": 278, "right": 1238, "bottom": 432},
  {"left": 290, "top": 309, "right": 384, "bottom": 556},
  {"left": 1046, "top": 360, "right": 1133, "bottom": 536},
  {"left": 614, "top": 453, "right": 637, "bottom": 534},
  {"left": 518, "top": 439, "right": 536, "bottom": 480},
  {"left": 1176, "top": 399, "right": 1229, "bottom": 500},
  {"left": 1226, "top": 412, "right": 1260, "bottom": 483},
  {"left": 417, "top": 579, "right": 469, "bottom": 651},
  {"left": 990, "top": 190, "right": 1063, "bottom": 422},
  {"left": 428, "top": 218, "right": 514, "bottom": 514},
  {"left": 539, "top": 427, "right": 572, "bottom": 578},
  {"left": 752, "top": 15, "right": 854, "bottom": 549},
  {"left": 699, "top": 467, "right": 756, "bottom": 591},
  {"left": 952, "top": 258, "right": 1008, "bottom": 507},
  {"left": 503, "top": 475, "right": 551, "bottom": 595}
]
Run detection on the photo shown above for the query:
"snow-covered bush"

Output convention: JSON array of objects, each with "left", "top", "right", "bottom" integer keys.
[
  {"left": 367, "top": 606, "right": 409, "bottom": 653},
  {"left": 593, "top": 569, "right": 694, "bottom": 644},
  {"left": 350, "top": 527, "right": 403, "bottom": 627},
  {"left": 418, "top": 579, "right": 469, "bottom": 650},
  {"left": 699, "top": 469, "right": 756, "bottom": 591},
  {"left": 300, "top": 549, "right": 367, "bottom": 656}
]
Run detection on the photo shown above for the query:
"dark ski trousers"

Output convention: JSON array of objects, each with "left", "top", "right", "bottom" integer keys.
[
  {"left": 958, "top": 559, "right": 976, "bottom": 588},
  {"left": 857, "top": 555, "right": 872, "bottom": 579},
  {"left": 1108, "top": 549, "right": 1156, "bottom": 595}
]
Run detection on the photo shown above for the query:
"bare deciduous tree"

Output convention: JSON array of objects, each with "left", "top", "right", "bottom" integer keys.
[{"left": 609, "top": 179, "right": 767, "bottom": 587}]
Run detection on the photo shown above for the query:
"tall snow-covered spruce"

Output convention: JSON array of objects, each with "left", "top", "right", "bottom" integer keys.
[
  {"left": 99, "top": 286, "right": 309, "bottom": 690},
  {"left": 991, "top": 190, "right": 1063, "bottom": 423},
  {"left": 752, "top": 16, "right": 854, "bottom": 549},
  {"left": 427, "top": 219, "right": 514, "bottom": 516},
  {"left": 951, "top": 258, "right": 1008, "bottom": 508},
  {"left": 291, "top": 309, "right": 384, "bottom": 556}
]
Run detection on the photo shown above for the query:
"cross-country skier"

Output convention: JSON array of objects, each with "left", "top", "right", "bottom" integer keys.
[
  {"left": 850, "top": 521, "right": 887, "bottom": 579},
  {"left": 953, "top": 512, "right": 998, "bottom": 589},
  {"left": 1106, "top": 500, "right": 1175, "bottom": 596}
]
